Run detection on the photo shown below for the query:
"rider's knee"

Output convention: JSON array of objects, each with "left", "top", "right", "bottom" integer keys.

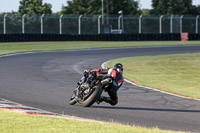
[{"left": 110, "top": 99, "right": 118, "bottom": 106}]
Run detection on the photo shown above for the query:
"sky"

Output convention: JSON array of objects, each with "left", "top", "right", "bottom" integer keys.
[{"left": 0, "top": 0, "right": 200, "bottom": 13}]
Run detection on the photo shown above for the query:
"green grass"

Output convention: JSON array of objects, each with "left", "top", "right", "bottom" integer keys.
[
  {"left": 105, "top": 53, "right": 200, "bottom": 99},
  {"left": 0, "top": 109, "right": 188, "bottom": 133},
  {"left": 0, "top": 41, "right": 200, "bottom": 55}
]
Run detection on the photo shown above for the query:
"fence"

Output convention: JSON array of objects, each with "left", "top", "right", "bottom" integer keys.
[{"left": 0, "top": 14, "right": 200, "bottom": 35}]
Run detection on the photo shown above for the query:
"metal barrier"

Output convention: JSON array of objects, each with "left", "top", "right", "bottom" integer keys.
[{"left": 0, "top": 14, "right": 199, "bottom": 34}]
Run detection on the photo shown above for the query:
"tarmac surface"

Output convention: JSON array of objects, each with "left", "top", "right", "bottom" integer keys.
[{"left": 1, "top": 45, "right": 200, "bottom": 132}]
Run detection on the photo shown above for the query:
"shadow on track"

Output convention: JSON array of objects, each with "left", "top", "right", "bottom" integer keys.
[{"left": 92, "top": 106, "right": 200, "bottom": 113}]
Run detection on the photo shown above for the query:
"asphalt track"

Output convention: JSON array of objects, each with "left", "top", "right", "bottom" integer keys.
[{"left": 1, "top": 45, "right": 200, "bottom": 132}]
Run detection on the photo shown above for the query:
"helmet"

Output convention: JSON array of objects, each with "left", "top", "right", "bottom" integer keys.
[{"left": 114, "top": 63, "right": 123, "bottom": 71}]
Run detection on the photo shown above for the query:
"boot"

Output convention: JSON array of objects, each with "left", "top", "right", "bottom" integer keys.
[{"left": 96, "top": 96, "right": 104, "bottom": 104}]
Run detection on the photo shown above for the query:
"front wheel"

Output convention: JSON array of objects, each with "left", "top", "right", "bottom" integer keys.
[
  {"left": 81, "top": 85, "right": 103, "bottom": 107},
  {"left": 69, "top": 93, "right": 77, "bottom": 105}
]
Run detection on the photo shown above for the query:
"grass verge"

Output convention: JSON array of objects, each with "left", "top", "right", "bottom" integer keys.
[
  {"left": 0, "top": 41, "right": 200, "bottom": 55},
  {"left": 0, "top": 109, "right": 188, "bottom": 133},
  {"left": 105, "top": 53, "right": 200, "bottom": 99}
]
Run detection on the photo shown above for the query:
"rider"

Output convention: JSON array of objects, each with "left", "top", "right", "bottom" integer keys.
[{"left": 86, "top": 63, "right": 124, "bottom": 106}]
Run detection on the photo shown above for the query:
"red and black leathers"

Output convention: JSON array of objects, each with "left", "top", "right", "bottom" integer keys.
[{"left": 91, "top": 68, "right": 124, "bottom": 105}]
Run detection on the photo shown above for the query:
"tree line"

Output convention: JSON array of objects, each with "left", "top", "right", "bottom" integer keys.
[{"left": 0, "top": 0, "right": 200, "bottom": 16}]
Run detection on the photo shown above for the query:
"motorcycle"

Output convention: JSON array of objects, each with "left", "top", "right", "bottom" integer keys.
[{"left": 69, "top": 70, "right": 112, "bottom": 107}]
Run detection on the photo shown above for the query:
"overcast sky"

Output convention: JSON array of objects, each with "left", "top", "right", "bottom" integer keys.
[{"left": 0, "top": 0, "right": 199, "bottom": 13}]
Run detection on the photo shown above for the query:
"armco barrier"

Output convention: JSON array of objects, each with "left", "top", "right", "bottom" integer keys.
[{"left": 0, "top": 33, "right": 199, "bottom": 42}]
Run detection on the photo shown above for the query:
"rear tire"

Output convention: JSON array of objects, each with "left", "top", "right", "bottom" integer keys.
[{"left": 81, "top": 85, "right": 102, "bottom": 107}]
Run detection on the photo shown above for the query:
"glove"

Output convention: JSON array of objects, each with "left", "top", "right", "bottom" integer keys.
[{"left": 84, "top": 69, "right": 90, "bottom": 74}]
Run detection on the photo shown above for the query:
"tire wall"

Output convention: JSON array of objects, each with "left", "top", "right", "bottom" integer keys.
[{"left": 0, "top": 33, "right": 199, "bottom": 42}]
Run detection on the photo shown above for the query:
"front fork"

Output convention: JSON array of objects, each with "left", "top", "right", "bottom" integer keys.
[
  {"left": 73, "top": 85, "right": 82, "bottom": 101},
  {"left": 73, "top": 73, "right": 95, "bottom": 101},
  {"left": 74, "top": 75, "right": 86, "bottom": 96}
]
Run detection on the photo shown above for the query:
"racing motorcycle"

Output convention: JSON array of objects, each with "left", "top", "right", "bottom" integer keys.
[{"left": 69, "top": 70, "right": 112, "bottom": 107}]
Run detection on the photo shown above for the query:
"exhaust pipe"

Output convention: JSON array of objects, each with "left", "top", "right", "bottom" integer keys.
[{"left": 101, "top": 78, "right": 112, "bottom": 85}]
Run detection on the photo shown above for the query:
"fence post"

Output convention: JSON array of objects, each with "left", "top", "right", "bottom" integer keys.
[
  {"left": 41, "top": 14, "right": 45, "bottom": 34},
  {"left": 180, "top": 15, "right": 183, "bottom": 33},
  {"left": 118, "top": 15, "right": 122, "bottom": 30},
  {"left": 22, "top": 14, "right": 26, "bottom": 34},
  {"left": 101, "top": 0, "right": 104, "bottom": 25},
  {"left": 78, "top": 15, "right": 82, "bottom": 35},
  {"left": 59, "top": 15, "right": 63, "bottom": 34},
  {"left": 170, "top": 15, "right": 173, "bottom": 33},
  {"left": 196, "top": 15, "right": 199, "bottom": 34},
  {"left": 122, "top": 13, "right": 124, "bottom": 33},
  {"left": 160, "top": 15, "right": 163, "bottom": 34},
  {"left": 3, "top": 14, "right": 7, "bottom": 34},
  {"left": 98, "top": 15, "right": 102, "bottom": 34},
  {"left": 139, "top": 15, "right": 143, "bottom": 34}
]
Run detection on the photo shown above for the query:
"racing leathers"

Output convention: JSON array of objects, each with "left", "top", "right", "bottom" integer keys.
[{"left": 90, "top": 68, "right": 124, "bottom": 106}]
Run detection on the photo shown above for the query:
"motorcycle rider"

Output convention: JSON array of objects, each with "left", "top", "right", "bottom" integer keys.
[{"left": 84, "top": 63, "right": 124, "bottom": 106}]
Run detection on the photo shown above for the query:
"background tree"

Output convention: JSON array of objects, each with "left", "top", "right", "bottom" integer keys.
[
  {"left": 186, "top": 5, "right": 200, "bottom": 15},
  {"left": 61, "top": 0, "right": 101, "bottom": 15},
  {"left": 19, "top": 0, "right": 52, "bottom": 15},
  {"left": 150, "top": 0, "right": 194, "bottom": 15},
  {"left": 167, "top": 0, "right": 192, "bottom": 15},
  {"left": 141, "top": 9, "right": 151, "bottom": 15},
  {"left": 61, "top": 0, "right": 141, "bottom": 15},
  {"left": 150, "top": 0, "right": 168, "bottom": 15}
]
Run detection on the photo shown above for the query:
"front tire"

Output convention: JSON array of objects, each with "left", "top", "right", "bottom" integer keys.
[
  {"left": 81, "top": 85, "right": 102, "bottom": 107},
  {"left": 69, "top": 93, "right": 77, "bottom": 105}
]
